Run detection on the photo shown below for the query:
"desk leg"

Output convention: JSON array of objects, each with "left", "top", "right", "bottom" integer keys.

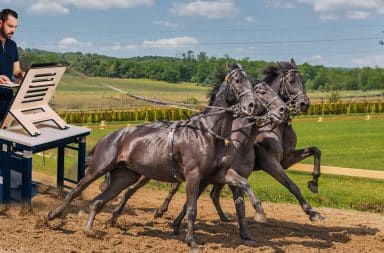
[
  {"left": 77, "top": 136, "right": 86, "bottom": 182},
  {"left": 21, "top": 151, "right": 33, "bottom": 212},
  {"left": 57, "top": 146, "right": 65, "bottom": 191},
  {"left": 1, "top": 147, "right": 10, "bottom": 203}
]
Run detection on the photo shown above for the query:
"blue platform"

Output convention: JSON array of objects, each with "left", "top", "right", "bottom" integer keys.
[{"left": 0, "top": 122, "right": 90, "bottom": 203}]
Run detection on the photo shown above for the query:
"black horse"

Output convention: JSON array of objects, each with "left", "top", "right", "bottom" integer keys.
[
  {"left": 209, "top": 59, "right": 323, "bottom": 222},
  {"left": 155, "top": 59, "right": 323, "bottom": 222},
  {"left": 48, "top": 64, "right": 265, "bottom": 250},
  {"left": 106, "top": 81, "right": 289, "bottom": 241}
]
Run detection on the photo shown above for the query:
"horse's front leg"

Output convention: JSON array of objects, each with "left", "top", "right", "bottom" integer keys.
[
  {"left": 228, "top": 185, "right": 254, "bottom": 241},
  {"left": 223, "top": 168, "right": 267, "bottom": 224},
  {"left": 281, "top": 147, "right": 321, "bottom": 193}
]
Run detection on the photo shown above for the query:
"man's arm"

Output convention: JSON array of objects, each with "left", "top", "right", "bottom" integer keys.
[{"left": 13, "top": 61, "right": 24, "bottom": 83}]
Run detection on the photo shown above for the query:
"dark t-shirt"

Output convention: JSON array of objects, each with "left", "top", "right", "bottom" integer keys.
[
  {"left": 0, "top": 38, "right": 19, "bottom": 80},
  {"left": 0, "top": 39, "right": 18, "bottom": 121}
]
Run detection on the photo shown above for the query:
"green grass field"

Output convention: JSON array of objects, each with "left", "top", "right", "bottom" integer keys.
[{"left": 32, "top": 115, "right": 384, "bottom": 214}]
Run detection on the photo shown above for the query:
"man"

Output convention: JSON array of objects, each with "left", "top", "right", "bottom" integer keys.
[{"left": 0, "top": 8, "right": 23, "bottom": 121}]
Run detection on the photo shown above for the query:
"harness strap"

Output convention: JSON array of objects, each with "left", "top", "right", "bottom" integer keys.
[{"left": 167, "top": 122, "right": 183, "bottom": 182}]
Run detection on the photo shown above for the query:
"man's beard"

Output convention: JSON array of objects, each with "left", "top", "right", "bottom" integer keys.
[{"left": 0, "top": 27, "right": 13, "bottom": 39}]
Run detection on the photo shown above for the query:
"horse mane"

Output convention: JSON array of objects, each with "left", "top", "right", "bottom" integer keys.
[
  {"left": 206, "top": 70, "right": 226, "bottom": 106},
  {"left": 262, "top": 61, "right": 295, "bottom": 84}
]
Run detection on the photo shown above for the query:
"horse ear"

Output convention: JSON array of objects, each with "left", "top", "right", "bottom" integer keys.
[{"left": 290, "top": 58, "right": 297, "bottom": 67}]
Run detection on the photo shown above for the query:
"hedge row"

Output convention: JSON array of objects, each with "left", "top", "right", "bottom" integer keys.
[
  {"left": 58, "top": 107, "right": 196, "bottom": 124},
  {"left": 59, "top": 101, "right": 384, "bottom": 124},
  {"left": 305, "top": 101, "right": 384, "bottom": 116}
]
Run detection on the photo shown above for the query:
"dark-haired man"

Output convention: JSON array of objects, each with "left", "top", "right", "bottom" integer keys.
[{"left": 0, "top": 8, "right": 23, "bottom": 121}]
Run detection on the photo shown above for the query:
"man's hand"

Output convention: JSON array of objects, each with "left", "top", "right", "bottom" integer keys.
[{"left": 0, "top": 75, "right": 11, "bottom": 84}]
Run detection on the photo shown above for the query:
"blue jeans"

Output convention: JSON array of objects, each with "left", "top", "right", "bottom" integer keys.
[{"left": 0, "top": 87, "right": 13, "bottom": 122}]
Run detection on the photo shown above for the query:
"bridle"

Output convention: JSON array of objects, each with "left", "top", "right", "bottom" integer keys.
[{"left": 279, "top": 69, "right": 304, "bottom": 102}]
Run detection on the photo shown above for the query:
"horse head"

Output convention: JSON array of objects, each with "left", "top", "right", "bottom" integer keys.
[
  {"left": 253, "top": 81, "right": 289, "bottom": 124},
  {"left": 263, "top": 59, "right": 310, "bottom": 114},
  {"left": 209, "top": 63, "right": 264, "bottom": 116}
]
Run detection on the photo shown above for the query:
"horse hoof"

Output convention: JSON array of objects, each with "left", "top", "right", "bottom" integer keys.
[
  {"left": 220, "top": 217, "right": 232, "bottom": 223},
  {"left": 240, "top": 232, "right": 254, "bottom": 241},
  {"left": 153, "top": 210, "right": 163, "bottom": 218},
  {"left": 307, "top": 181, "right": 318, "bottom": 194},
  {"left": 47, "top": 210, "right": 58, "bottom": 220},
  {"left": 172, "top": 227, "right": 180, "bottom": 236},
  {"left": 189, "top": 245, "right": 200, "bottom": 253},
  {"left": 310, "top": 212, "right": 325, "bottom": 221},
  {"left": 84, "top": 228, "right": 96, "bottom": 237},
  {"left": 254, "top": 213, "right": 267, "bottom": 223}
]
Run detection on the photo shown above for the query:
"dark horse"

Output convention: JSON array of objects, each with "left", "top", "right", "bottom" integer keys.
[
  {"left": 154, "top": 59, "right": 323, "bottom": 222},
  {"left": 48, "top": 64, "right": 265, "bottom": 250},
  {"left": 208, "top": 59, "right": 324, "bottom": 222},
  {"left": 104, "top": 81, "right": 289, "bottom": 241}
]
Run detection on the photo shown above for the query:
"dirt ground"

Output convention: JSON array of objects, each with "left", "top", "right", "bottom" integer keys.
[{"left": 0, "top": 173, "right": 384, "bottom": 253}]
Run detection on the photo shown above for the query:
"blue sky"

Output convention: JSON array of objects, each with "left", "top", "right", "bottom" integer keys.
[{"left": 2, "top": 0, "right": 384, "bottom": 67}]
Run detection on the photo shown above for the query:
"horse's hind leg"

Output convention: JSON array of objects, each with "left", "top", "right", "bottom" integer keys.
[
  {"left": 210, "top": 184, "right": 231, "bottom": 222},
  {"left": 110, "top": 175, "right": 150, "bottom": 226},
  {"left": 264, "top": 160, "right": 324, "bottom": 221},
  {"left": 154, "top": 182, "right": 181, "bottom": 218},
  {"left": 84, "top": 167, "right": 140, "bottom": 235},
  {"left": 48, "top": 170, "right": 100, "bottom": 220},
  {"left": 281, "top": 147, "right": 321, "bottom": 193}
]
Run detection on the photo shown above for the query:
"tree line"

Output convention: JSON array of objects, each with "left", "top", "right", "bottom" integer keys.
[{"left": 19, "top": 48, "right": 384, "bottom": 91}]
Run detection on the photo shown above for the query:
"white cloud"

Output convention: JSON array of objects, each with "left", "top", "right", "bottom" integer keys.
[
  {"left": 170, "top": 0, "right": 239, "bottom": 19},
  {"left": 244, "top": 16, "right": 256, "bottom": 23},
  {"left": 28, "top": 2, "right": 70, "bottom": 16},
  {"left": 319, "top": 13, "right": 338, "bottom": 21},
  {"left": 142, "top": 36, "right": 198, "bottom": 49},
  {"left": 58, "top": 37, "right": 93, "bottom": 49},
  {"left": 347, "top": 10, "right": 371, "bottom": 19},
  {"left": 58, "top": 37, "right": 79, "bottom": 48},
  {"left": 352, "top": 54, "right": 384, "bottom": 67},
  {"left": 312, "top": 54, "right": 323, "bottom": 61},
  {"left": 265, "top": 0, "right": 295, "bottom": 9},
  {"left": 26, "top": 0, "right": 154, "bottom": 15},
  {"left": 61, "top": 0, "right": 155, "bottom": 10},
  {"left": 153, "top": 20, "right": 178, "bottom": 28},
  {"left": 269, "top": 0, "right": 384, "bottom": 20},
  {"left": 297, "top": 0, "right": 380, "bottom": 12}
]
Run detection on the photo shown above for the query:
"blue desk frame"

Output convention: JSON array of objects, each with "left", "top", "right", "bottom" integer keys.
[{"left": 0, "top": 124, "right": 90, "bottom": 203}]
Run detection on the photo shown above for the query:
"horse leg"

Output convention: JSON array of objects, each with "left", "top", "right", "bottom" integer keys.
[
  {"left": 110, "top": 175, "right": 150, "bottom": 226},
  {"left": 171, "top": 181, "right": 209, "bottom": 236},
  {"left": 263, "top": 158, "right": 324, "bottom": 221},
  {"left": 48, "top": 170, "right": 101, "bottom": 220},
  {"left": 84, "top": 167, "right": 140, "bottom": 235},
  {"left": 184, "top": 170, "right": 202, "bottom": 250},
  {"left": 281, "top": 147, "right": 321, "bottom": 193},
  {"left": 223, "top": 168, "right": 267, "bottom": 223},
  {"left": 210, "top": 184, "right": 231, "bottom": 222},
  {"left": 154, "top": 182, "right": 181, "bottom": 218},
  {"left": 228, "top": 185, "right": 253, "bottom": 241}
]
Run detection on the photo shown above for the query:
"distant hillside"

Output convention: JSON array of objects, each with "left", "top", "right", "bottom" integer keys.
[{"left": 18, "top": 48, "right": 384, "bottom": 91}]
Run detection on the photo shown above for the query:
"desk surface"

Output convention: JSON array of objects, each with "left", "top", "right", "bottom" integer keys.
[{"left": 0, "top": 122, "right": 90, "bottom": 147}]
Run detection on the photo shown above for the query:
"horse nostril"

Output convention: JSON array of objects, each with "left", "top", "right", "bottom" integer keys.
[
  {"left": 249, "top": 103, "right": 254, "bottom": 110},
  {"left": 279, "top": 106, "right": 285, "bottom": 114},
  {"left": 300, "top": 102, "right": 307, "bottom": 108}
]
